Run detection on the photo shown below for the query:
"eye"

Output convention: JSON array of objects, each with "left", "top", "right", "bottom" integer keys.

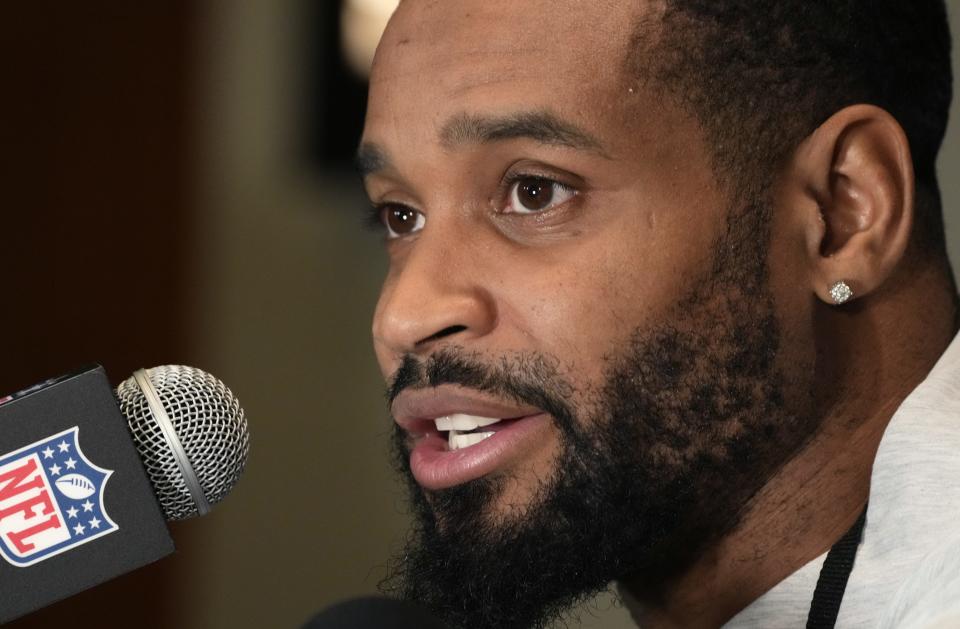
[
  {"left": 505, "top": 176, "right": 577, "bottom": 214},
  {"left": 380, "top": 205, "right": 425, "bottom": 239}
]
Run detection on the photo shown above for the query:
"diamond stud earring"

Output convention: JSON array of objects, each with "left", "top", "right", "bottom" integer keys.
[{"left": 829, "top": 281, "right": 854, "bottom": 305}]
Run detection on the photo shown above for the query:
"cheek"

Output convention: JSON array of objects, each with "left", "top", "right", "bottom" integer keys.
[
  {"left": 492, "top": 244, "right": 661, "bottom": 382},
  {"left": 492, "top": 211, "right": 720, "bottom": 382}
]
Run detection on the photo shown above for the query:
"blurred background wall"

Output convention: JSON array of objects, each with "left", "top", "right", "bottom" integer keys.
[
  {"left": 3, "top": 4, "right": 197, "bottom": 628},
  {"left": 4, "top": 2, "right": 960, "bottom": 628}
]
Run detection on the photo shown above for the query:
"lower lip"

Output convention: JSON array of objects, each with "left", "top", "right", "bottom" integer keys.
[{"left": 408, "top": 414, "right": 552, "bottom": 490}]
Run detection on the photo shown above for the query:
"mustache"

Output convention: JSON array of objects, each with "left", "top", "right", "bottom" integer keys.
[{"left": 386, "top": 347, "right": 578, "bottom": 432}]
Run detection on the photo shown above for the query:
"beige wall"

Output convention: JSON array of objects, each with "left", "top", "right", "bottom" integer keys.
[
  {"left": 188, "top": 3, "right": 405, "bottom": 627},
  {"left": 941, "top": 3, "right": 960, "bottom": 267},
  {"left": 183, "top": 3, "right": 960, "bottom": 628}
]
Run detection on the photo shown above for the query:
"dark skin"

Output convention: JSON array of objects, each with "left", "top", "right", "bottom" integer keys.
[{"left": 360, "top": 1, "right": 959, "bottom": 626}]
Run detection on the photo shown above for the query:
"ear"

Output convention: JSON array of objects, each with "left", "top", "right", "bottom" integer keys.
[{"left": 789, "top": 105, "right": 914, "bottom": 305}]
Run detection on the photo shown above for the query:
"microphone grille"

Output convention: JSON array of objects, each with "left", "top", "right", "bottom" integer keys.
[{"left": 115, "top": 365, "right": 249, "bottom": 521}]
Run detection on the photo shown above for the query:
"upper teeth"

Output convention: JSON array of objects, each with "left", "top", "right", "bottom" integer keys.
[
  {"left": 435, "top": 415, "right": 503, "bottom": 451},
  {"left": 435, "top": 414, "right": 503, "bottom": 431}
]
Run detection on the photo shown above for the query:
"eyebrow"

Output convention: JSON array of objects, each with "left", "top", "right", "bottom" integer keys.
[
  {"left": 355, "top": 143, "right": 391, "bottom": 179},
  {"left": 355, "top": 109, "right": 607, "bottom": 179},
  {"left": 440, "top": 110, "right": 606, "bottom": 154}
]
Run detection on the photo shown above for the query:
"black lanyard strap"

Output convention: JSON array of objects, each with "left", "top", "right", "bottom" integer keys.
[{"left": 806, "top": 505, "right": 868, "bottom": 629}]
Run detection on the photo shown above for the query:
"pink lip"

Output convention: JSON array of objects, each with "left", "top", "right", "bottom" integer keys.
[{"left": 392, "top": 385, "right": 553, "bottom": 490}]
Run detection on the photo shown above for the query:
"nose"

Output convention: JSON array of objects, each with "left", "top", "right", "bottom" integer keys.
[{"left": 373, "top": 231, "right": 497, "bottom": 358}]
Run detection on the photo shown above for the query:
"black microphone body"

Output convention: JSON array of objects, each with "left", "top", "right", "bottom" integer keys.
[
  {"left": 0, "top": 365, "right": 171, "bottom": 623},
  {"left": 0, "top": 364, "right": 248, "bottom": 623},
  {"left": 303, "top": 596, "right": 449, "bottom": 629}
]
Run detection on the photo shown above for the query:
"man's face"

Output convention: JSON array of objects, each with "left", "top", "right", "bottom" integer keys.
[
  {"left": 365, "top": 0, "right": 729, "bottom": 507},
  {"left": 361, "top": 1, "right": 816, "bottom": 626}
]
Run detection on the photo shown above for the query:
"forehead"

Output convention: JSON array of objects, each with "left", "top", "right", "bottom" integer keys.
[
  {"left": 364, "top": 0, "right": 659, "bottom": 150},
  {"left": 374, "top": 0, "right": 642, "bottom": 85}
]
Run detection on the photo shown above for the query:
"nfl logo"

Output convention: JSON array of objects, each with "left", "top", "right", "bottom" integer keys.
[{"left": 0, "top": 427, "right": 118, "bottom": 567}]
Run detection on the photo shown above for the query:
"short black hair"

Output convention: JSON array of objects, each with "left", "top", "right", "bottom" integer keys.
[{"left": 631, "top": 1, "right": 953, "bottom": 255}]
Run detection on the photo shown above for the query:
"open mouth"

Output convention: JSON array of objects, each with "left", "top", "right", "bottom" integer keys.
[
  {"left": 402, "top": 412, "right": 552, "bottom": 490},
  {"left": 392, "top": 387, "right": 554, "bottom": 490}
]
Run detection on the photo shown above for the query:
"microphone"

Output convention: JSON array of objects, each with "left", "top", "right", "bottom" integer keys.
[
  {"left": 0, "top": 364, "right": 249, "bottom": 623},
  {"left": 115, "top": 365, "right": 249, "bottom": 520},
  {"left": 303, "top": 596, "right": 449, "bottom": 629}
]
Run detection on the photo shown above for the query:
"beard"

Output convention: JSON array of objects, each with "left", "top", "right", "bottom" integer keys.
[{"left": 378, "top": 205, "right": 818, "bottom": 629}]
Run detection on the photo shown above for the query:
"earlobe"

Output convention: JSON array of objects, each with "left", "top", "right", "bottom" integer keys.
[{"left": 797, "top": 105, "right": 915, "bottom": 305}]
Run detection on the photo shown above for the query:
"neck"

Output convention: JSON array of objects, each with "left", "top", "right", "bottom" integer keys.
[{"left": 622, "top": 259, "right": 958, "bottom": 628}]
